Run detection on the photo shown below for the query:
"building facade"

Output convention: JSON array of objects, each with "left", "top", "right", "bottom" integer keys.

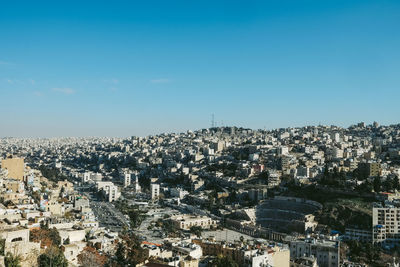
[{"left": 373, "top": 202, "right": 400, "bottom": 248}]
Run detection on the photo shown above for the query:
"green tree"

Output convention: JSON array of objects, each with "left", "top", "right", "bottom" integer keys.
[
  {"left": 373, "top": 176, "right": 381, "bottom": 192},
  {"left": 38, "top": 247, "right": 68, "bottom": 267},
  {"left": 108, "top": 233, "right": 147, "bottom": 266},
  {"left": 323, "top": 164, "right": 330, "bottom": 177},
  {"left": 4, "top": 252, "right": 22, "bottom": 267},
  {"left": 0, "top": 238, "right": 5, "bottom": 256},
  {"left": 393, "top": 176, "right": 400, "bottom": 190},
  {"left": 113, "top": 242, "right": 127, "bottom": 266},
  {"left": 40, "top": 220, "right": 49, "bottom": 230},
  {"left": 128, "top": 209, "right": 145, "bottom": 228},
  {"left": 63, "top": 237, "right": 70, "bottom": 245},
  {"left": 48, "top": 228, "right": 61, "bottom": 246},
  {"left": 77, "top": 246, "right": 107, "bottom": 267},
  {"left": 190, "top": 226, "right": 203, "bottom": 238},
  {"left": 85, "top": 231, "right": 91, "bottom": 242}
]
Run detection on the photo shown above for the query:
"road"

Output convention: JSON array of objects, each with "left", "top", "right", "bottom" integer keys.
[
  {"left": 79, "top": 189, "right": 130, "bottom": 232},
  {"left": 91, "top": 201, "right": 130, "bottom": 232}
]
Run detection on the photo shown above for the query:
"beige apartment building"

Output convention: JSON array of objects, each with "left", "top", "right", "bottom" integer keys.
[
  {"left": 171, "top": 214, "right": 217, "bottom": 230},
  {"left": 1, "top": 157, "right": 25, "bottom": 181}
]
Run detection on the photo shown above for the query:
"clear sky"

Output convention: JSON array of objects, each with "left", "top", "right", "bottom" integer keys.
[{"left": 1, "top": 0, "right": 399, "bottom": 137}]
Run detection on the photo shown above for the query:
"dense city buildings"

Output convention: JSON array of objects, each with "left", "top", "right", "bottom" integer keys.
[{"left": 0, "top": 123, "right": 400, "bottom": 266}]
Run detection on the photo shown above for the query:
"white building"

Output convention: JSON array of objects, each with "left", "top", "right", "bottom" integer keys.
[
  {"left": 211, "top": 141, "right": 225, "bottom": 152},
  {"left": 278, "top": 146, "right": 289, "bottom": 156},
  {"left": 122, "top": 173, "right": 131, "bottom": 187},
  {"left": 55, "top": 161, "right": 62, "bottom": 169},
  {"left": 96, "top": 181, "right": 121, "bottom": 202},
  {"left": 373, "top": 202, "right": 400, "bottom": 248},
  {"left": 150, "top": 183, "right": 160, "bottom": 200},
  {"left": 243, "top": 247, "right": 290, "bottom": 267},
  {"left": 82, "top": 172, "right": 91, "bottom": 183},
  {"left": 172, "top": 241, "right": 202, "bottom": 259},
  {"left": 249, "top": 153, "right": 260, "bottom": 162},
  {"left": 170, "top": 188, "right": 189, "bottom": 199},
  {"left": 170, "top": 214, "right": 217, "bottom": 230},
  {"left": 331, "top": 132, "right": 340, "bottom": 142},
  {"left": 289, "top": 238, "right": 340, "bottom": 267},
  {"left": 280, "top": 132, "right": 290, "bottom": 139},
  {"left": 132, "top": 174, "right": 141, "bottom": 193},
  {"left": 82, "top": 172, "right": 103, "bottom": 183}
]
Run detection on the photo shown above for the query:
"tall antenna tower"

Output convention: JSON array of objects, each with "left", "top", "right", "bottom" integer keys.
[{"left": 211, "top": 114, "right": 215, "bottom": 128}]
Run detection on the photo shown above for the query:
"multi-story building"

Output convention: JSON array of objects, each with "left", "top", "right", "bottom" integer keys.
[
  {"left": 171, "top": 241, "right": 203, "bottom": 259},
  {"left": 4, "top": 179, "right": 25, "bottom": 194},
  {"left": 278, "top": 146, "right": 289, "bottom": 156},
  {"left": 96, "top": 181, "right": 121, "bottom": 202},
  {"left": 122, "top": 172, "right": 131, "bottom": 187},
  {"left": 331, "top": 132, "right": 340, "bottom": 143},
  {"left": 193, "top": 239, "right": 289, "bottom": 267},
  {"left": 329, "top": 147, "right": 344, "bottom": 159},
  {"left": 150, "top": 183, "right": 160, "bottom": 200},
  {"left": 289, "top": 238, "right": 340, "bottom": 267},
  {"left": 248, "top": 188, "right": 268, "bottom": 202},
  {"left": 344, "top": 228, "right": 372, "bottom": 243},
  {"left": 82, "top": 171, "right": 103, "bottom": 183},
  {"left": 358, "top": 162, "right": 381, "bottom": 177},
  {"left": 1, "top": 157, "right": 24, "bottom": 181},
  {"left": 132, "top": 174, "right": 141, "bottom": 193},
  {"left": 372, "top": 202, "right": 400, "bottom": 248},
  {"left": 211, "top": 141, "right": 225, "bottom": 152},
  {"left": 170, "top": 215, "right": 217, "bottom": 230}
]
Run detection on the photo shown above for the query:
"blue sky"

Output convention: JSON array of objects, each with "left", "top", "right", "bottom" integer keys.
[{"left": 1, "top": 0, "right": 399, "bottom": 137}]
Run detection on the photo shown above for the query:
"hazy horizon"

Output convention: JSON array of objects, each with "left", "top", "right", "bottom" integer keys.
[{"left": 0, "top": 120, "right": 395, "bottom": 139}]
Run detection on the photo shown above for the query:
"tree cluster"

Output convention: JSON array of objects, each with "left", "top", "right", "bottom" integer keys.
[
  {"left": 77, "top": 246, "right": 107, "bottom": 267},
  {"left": 107, "top": 233, "right": 147, "bottom": 267},
  {"left": 39, "top": 165, "right": 69, "bottom": 183},
  {"left": 30, "top": 225, "right": 62, "bottom": 249}
]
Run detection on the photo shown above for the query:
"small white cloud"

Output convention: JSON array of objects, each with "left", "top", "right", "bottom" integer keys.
[
  {"left": 33, "top": 91, "right": 43, "bottom": 96},
  {"left": 109, "top": 87, "right": 118, "bottom": 92},
  {"left": 150, "top": 78, "right": 171, "bottom": 84},
  {"left": 52, "top": 87, "right": 75, "bottom": 95},
  {"left": 5, "top": 79, "right": 24, "bottom": 84},
  {"left": 29, "top": 79, "right": 36, "bottom": 85}
]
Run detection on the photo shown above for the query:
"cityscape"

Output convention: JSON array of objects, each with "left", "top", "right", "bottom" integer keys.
[
  {"left": 1, "top": 123, "right": 400, "bottom": 266},
  {"left": 1, "top": 1, "right": 400, "bottom": 267}
]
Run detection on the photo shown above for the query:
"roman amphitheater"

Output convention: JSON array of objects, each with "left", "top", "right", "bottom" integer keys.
[{"left": 255, "top": 196, "right": 322, "bottom": 234}]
